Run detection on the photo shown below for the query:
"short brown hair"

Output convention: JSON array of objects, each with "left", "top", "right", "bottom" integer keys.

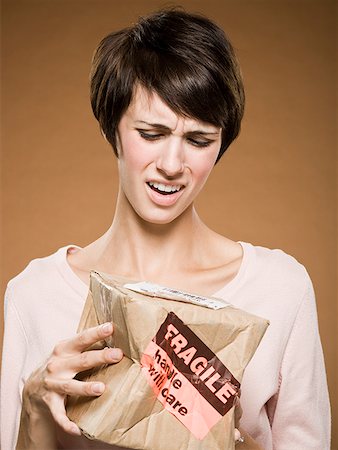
[{"left": 90, "top": 8, "right": 245, "bottom": 163}]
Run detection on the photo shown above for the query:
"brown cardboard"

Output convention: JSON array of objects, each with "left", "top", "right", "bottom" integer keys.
[{"left": 67, "top": 271, "right": 269, "bottom": 450}]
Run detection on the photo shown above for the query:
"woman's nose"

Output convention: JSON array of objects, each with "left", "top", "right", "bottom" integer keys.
[{"left": 156, "top": 138, "right": 185, "bottom": 177}]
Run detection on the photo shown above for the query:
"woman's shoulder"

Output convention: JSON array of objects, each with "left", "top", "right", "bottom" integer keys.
[
  {"left": 242, "top": 241, "right": 312, "bottom": 293},
  {"left": 5, "top": 245, "right": 77, "bottom": 300}
]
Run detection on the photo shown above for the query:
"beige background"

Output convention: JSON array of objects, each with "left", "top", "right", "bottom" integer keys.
[{"left": 1, "top": 0, "right": 337, "bottom": 448}]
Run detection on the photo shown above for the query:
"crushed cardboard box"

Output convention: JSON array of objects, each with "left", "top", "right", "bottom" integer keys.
[{"left": 67, "top": 271, "right": 269, "bottom": 450}]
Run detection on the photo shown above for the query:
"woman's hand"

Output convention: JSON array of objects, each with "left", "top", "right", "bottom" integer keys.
[
  {"left": 235, "top": 428, "right": 264, "bottom": 450},
  {"left": 16, "top": 322, "right": 123, "bottom": 449},
  {"left": 234, "top": 392, "right": 244, "bottom": 445},
  {"left": 234, "top": 396, "right": 264, "bottom": 449}
]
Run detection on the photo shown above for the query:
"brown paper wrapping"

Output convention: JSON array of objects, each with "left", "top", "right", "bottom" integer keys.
[{"left": 67, "top": 271, "right": 269, "bottom": 450}]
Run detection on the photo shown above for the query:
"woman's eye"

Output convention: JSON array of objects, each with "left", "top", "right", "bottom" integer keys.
[
  {"left": 137, "top": 130, "right": 162, "bottom": 141},
  {"left": 137, "top": 130, "right": 213, "bottom": 147},
  {"left": 187, "top": 138, "right": 213, "bottom": 148}
]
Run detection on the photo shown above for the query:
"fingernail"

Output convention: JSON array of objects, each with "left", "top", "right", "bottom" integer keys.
[
  {"left": 92, "top": 382, "right": 105, "bottom": 394},
  {"left": 101, "top": 322, "right": 112, "bottom": 334},
  {"left": 70, "top": 424, "right": 81, "bottom": 436},
  {"left": 108, "top": 348, "right": 123, "bottom": 360},
  {"left": 234, "top": 428, "right": 241, "bottom": 441}
]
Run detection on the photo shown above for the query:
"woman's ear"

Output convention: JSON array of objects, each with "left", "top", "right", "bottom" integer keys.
[
  {"left": 115, "top": 131, "right": 122, "bottom": 157},
  {"left": 100, "top": 128, "right": 108, "bottom": 141},
  {"left": 100, "top": 128, "right": 120, "bottom": 157}
]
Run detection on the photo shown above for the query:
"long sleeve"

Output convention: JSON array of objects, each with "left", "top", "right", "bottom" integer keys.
[
  {"left": 269, "top": 279, "right": 331, "bottom": 449},
  {"left": 1, "top": 285, "right": 29, "bottom": 450}
]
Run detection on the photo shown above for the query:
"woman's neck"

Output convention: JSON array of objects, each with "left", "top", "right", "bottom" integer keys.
[
  {"left": 90, "top": 196, "right": 212, "bottom": 281},
  {"left": 69, "top": 191, "right": 243, "bottom": 295}
]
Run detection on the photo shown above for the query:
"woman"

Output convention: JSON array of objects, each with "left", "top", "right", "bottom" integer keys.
[{"left": 1, "top": 8, "right": 330, "bottom": 450}]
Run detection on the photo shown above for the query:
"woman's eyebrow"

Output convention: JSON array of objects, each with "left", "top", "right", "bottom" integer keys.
[
  {"left": 135, "top": 121, "right": 170, "bottom": 130},
  {"left": 135, "top": 120, "right": 220, "bottom": 135},
  {"left": 185, "top": 130, "right": 221, "bottom": 137}
]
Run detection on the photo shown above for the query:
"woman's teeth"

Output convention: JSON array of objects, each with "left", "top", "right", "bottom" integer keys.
[{"left": 148, "top": 182, "right": 182, "bottom": 195}]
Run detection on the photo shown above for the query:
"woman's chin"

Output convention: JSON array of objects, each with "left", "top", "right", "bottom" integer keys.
[
  {"left": 134, "top": 208, "right": 186, "bottom": 226},
  {"left": 140, "top": 214, "right": 180, "bottom": 226}
]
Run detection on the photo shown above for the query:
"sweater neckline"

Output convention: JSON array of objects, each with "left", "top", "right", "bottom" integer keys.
[{"left": 55, "top": 241, "right": 253, "bottom": 302}]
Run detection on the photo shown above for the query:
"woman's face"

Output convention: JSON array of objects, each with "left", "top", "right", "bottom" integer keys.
[{"left": 116, "top": 85, "right": 222, "bottom": 224}]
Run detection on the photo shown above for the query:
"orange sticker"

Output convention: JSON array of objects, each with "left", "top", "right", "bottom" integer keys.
[{"left": 141, "top": 312, "right": 240, "bottom": 440}]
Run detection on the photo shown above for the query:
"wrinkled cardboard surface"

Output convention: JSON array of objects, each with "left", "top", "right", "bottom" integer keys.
[{"left": 67, "top": 271, "right": 269, "bottom": 450}]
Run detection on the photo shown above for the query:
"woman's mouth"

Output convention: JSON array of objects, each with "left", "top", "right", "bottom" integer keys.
[
  {"left": 147, "top": 181, "right": 183, "bottom": 195},
  {"left": 146, "top": 181, "right": 185, "bottom": 206}
]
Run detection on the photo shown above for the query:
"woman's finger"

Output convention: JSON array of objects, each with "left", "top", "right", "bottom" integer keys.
[
  {"left": 43, "top": 377, "right": 106, "bottom": 397},
  {"left": 49, "top": 397, "right": 82, "bottom": 436},
  {"left": 46, "top": 347, "right": 123, "bottom": 375},
  {"left": 234, "top": 428, "right": 243, "bottom": 443},
  {"left": 52, "top": 322, "right": 114, "bottom": 355},
  {"left": 71, "top": 346, "right": 123, "bottom": 372},
  {"left": 234, "top": 397, "right": 243, "bottom": 429}
]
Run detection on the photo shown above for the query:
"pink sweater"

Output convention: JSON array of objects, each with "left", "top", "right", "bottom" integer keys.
[{"left": 1, "top": 242, "right": 331, "bottom": 449}]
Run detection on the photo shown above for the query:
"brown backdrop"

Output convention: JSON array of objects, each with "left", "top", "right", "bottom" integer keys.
[{"left": 1, "top": 0, "right": 337, "bottom": 448}]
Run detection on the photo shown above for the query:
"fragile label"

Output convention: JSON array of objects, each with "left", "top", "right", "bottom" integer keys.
[
  {"left": 124, "top": 282, "right": 229, "bottom": 310},
  {"left": 141, "top": 312, "right": 240, "bottom": 440}
]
